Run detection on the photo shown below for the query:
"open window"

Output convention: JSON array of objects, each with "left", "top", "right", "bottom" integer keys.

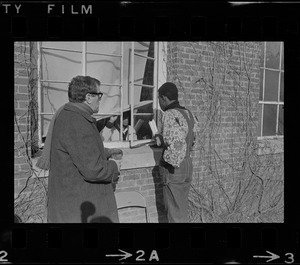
[{"left": 37, "top": 41, "right": 162, "bottom": 148}]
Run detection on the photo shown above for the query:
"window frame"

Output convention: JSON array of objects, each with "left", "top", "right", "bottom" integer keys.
[
  {"left": 36, "top": 41, "right": 166, "bottom": 149},
  {"left": 258, "top": 41, "right": 284, "bottom": 140}
]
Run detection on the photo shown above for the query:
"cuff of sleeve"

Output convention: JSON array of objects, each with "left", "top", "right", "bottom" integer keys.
[{"left": 109, "top": 159, "right": 120, "bottom": 177}]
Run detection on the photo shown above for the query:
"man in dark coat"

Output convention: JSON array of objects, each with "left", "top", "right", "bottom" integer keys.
[
  {"left": 47, "top": 76, "right": 121, "bottom": 223},
  {"left": 155, "top": 82, "right": 195, "bottom": 223}
]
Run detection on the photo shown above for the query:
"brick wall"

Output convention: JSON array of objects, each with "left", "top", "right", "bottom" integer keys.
[
  {"left": 115, "top": 167, "right": 167, "bottom": 223},
  {"left": 166, "top": 42, "right": 283, "bottom": 222},
  {"left": 14, "top": 41, "right": 283, "bottom": 223},
  {"left": 14, "top": 41, "right": 31, "bottom": 197}
]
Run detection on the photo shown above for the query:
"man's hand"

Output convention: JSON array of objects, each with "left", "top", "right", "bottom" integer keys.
[
  {"left": 155, "top": 134, "right": 163, "bottom": 147},
  {"left": 111, "top": 159, "right": 122, "bottom": 172},
  {"left": 108, "top": 148, "right": 123, "bottom": 160}
]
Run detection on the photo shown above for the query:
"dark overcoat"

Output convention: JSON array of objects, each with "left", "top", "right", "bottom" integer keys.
[{"left": 47, "top": 103, "right": 119, "bottom": 223}]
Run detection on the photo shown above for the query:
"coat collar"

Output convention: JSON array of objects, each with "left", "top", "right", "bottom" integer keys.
[
  {"left": 64, "top": 102, "right": 95, "bottom": 123},
  {"left": 164, "top": 100, "right": 186, "bottom": 111}
]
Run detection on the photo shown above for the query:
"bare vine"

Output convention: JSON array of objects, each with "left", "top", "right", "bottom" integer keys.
[
  {"left": 166, "top": 42, "right": 284, "bottom": 223},
  {"left": 14, "top": 42, "right": 48, "bottom": 223},
  {"left": 14, "top": 41, "right": 284, "bottom": 223}
]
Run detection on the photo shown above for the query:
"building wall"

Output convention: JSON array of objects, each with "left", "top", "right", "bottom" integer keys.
[
  {"left": 115, "top": 167, "right": 167, "bottom": 223},
  {"left": 166, "top": 42, "right": 283, "bottom": 222},
  {"left": 14, "top": 41, "right": 32, "bottom": 197},
  {"left": 14, "top": 41, "right": 284, "bottom": 223}
]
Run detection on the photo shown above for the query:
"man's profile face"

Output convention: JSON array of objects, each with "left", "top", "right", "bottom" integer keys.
[
  {"left": 90, "top": 85, "right": 101, "bottom": 113},
  {"left": 159, "top": 95, "right": 167, "bottom": 111}
]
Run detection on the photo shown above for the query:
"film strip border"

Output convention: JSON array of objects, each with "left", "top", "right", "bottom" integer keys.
[
  {"left": 0, "top": 225, "right": 299, "bottom": 263},
  {"left": 2, "top": 1, "right": 300, "bottom": 264},
  {"left": 0, "top": 2, "right": 300, "bottom": 39}
]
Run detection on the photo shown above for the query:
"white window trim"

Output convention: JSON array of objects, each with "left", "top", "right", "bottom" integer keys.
[
  {"left": 259, "top": 42, "right": 284, "bottom": 139},
  {"left": 31, "top": 145, "right": 164, "bottom": 177},
  {"left": 103, "top": 41, "right": 167, "bottom": 149},
  {"left": 36, "top": 42, "right": 167, "bottom": 170},
  {"left": 37, "top": 42, "right": 167, "bottom": 150}
]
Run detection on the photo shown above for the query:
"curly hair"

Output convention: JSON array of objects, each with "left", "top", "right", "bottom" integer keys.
[
  {"left": 158, "top": 82, "right": 178, "bottom": 101},
  {"left": 68, "top": 76, "right": 101, "bottom": 103}
]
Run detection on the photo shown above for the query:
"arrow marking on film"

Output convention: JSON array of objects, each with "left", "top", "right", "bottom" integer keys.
[
  {"left": 106, "top": 249, "right": 132, "bottom": 261},
  {"left": 253, "top": 250, "right": 280, "bottom": 262}
]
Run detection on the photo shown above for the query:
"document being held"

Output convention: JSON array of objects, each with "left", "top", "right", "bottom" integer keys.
[{"left": 148, "top": 119, "right": 158, "bottom": 137}]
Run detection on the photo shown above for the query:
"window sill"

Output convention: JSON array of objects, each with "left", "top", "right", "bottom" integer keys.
[
  {"left": 31, "top": 146, "right": 163, "bottom": 176},
  {"left": 257, "top": 138, "right": 284, "bottom": 155},
  {"left": 119, "top": 146, "right": 163, "bottom": 170}
]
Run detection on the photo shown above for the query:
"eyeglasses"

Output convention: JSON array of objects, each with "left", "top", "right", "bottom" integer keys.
[{"left": 89, "top": 92, "right": 103, "bottom": 100}]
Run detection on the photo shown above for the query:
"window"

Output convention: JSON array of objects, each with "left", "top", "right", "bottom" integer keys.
[
  {"left": 258, "top": 42, "right": 284, "bottom": 138},
  {"left": 37, "top": 42, "right": 164, "bottom": 148}
]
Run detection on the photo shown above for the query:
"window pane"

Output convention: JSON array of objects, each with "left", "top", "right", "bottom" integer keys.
[
  {"left": 266, "top": 42, "right": 280, "bottom": 69},
  {"left": 281, "top": 42, "right": 284, "bottom": 70},
  {"left": 280, "top": 72, "right": 284, "bottom": 102},
  {"left": 87, "top": 52, "right": 122, "bottom": 117},
  {"left": 257, "top": 103, "right": 262, "bottom": 137},
  {"left": 86, "top": 42, "right": 121, "bottom": 54},
  {"left": 259, "top": 68, "right": 264, "bottom": 100},
  {"left": 97, "top": 84, "right": 121, "bottom": 115},
  {"left": 41, "top": 82, "right": 68, "bottom": 113},
  {"left": 41, "top": 82, "right": 69, "bottom": 136},
  {"left": 41, "top": 47, "right": 82, "bottom": 81},
  {"left": 87, "top": 54, "right": 121, "bottom": 84},
  {"left": 133, "top": 42, "right": 154, "bottom": 106},
  {"left": 262, "top": 104, "right": 277, "bottom": 136},
  {"left": 278, "top": 105, "right": 284, "bottom": 135},
  {"left": 42, "top": 42, "right": 82, "bottom": 51},
  {"left": 264, "top": 70, "right": 279, "bottom": 101}
]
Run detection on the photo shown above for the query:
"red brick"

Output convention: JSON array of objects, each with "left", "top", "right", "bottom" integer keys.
[
  {"left": 15, "top": 77, "right": 29, "bottom": 86},
  {"left": 17, "top": 117, "right": 29, "bottom": 125},
  {"left": 14, "top": 93, "right": 29, "bottom": 101},
  {"left": 18, "top": 85, "right": 29, "bottom": 94},
  {"left": 117, "top": 180, "right": 136, "bottom": 189},
  {"left": 122, "top": 175, "right": 140, "bottom": 181},
  {"left": 15, "top": 109, "right": 28, "bottom": 117},
  {"left": 15, "top": 156, "right": 28, "bottom": 165},
  {"left": 14, "top": 141, "right": 26, "bottom": 149},
  {"left": 20, "top": 164, "right": 31, "bottom": 171},
  {"left": 14, "top": 165, "right": 20, "bottom": 172},
  {"left": 141, "top": 184, "right": 155, "bottom": 191},
  {"left": 116, "top": 186, "right": 140, "bottom": 192},
  {"left": 18, "top": 101, "right": 29, "bottom": 109}
]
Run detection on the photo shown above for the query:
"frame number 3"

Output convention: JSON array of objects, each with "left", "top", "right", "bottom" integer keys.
[{"left": 285, "top": 253, "right": 294, "bottom": 264}]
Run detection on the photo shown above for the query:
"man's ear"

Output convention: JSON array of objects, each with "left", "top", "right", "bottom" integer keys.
[{"left": 85, "top": 93, "right": 92, "bottom": 104}]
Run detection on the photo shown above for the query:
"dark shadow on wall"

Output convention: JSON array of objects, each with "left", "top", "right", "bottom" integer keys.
[{"left": 80, "top": 201, "right": 113, "bottom": 223}]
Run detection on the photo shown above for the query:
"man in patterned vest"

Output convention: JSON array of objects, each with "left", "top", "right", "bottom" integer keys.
[{"left": 155, "top": 82, "right": 195, "bottom": 223}]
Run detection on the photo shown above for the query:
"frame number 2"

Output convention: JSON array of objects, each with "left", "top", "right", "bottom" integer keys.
[{"left": 0, "top": 250, "right": 8, "bottom": 262}]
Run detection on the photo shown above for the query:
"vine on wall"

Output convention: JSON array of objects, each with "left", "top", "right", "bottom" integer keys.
[
  {"left": 166, "top": 42, "right": 284, "bottom": 223},
  {"left": 14, "top": 41, "right": 284, "bottom": 223},
  {"left": 14, "top": 42, "right": 48, "bottom": 223}
]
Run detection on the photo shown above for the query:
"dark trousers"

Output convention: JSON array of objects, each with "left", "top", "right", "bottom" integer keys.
[{"left": 159, "top": 157, "right": 193, "bottom": 223}]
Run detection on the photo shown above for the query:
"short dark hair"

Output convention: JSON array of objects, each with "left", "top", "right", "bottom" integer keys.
[
  {"left": 68, "top": 76, "right": 101, "bottom": 103},
  {"left": 158, "top": 82, "right": 178, "bottom": 101}
]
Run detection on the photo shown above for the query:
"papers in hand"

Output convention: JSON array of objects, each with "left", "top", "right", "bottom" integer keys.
[{"left": 148, "top": 120, "right": 158, "bottom": 137}]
